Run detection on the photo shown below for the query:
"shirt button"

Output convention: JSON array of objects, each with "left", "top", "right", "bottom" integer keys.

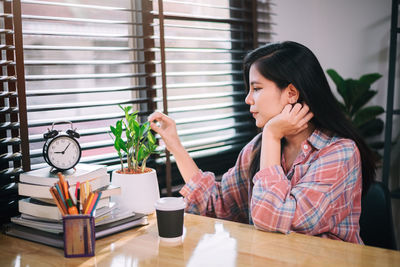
[{"left": 303, "top": 144, "right": 309, "bottom": 150}]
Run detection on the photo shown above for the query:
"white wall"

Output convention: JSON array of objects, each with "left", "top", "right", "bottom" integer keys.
[
  {"left": 272, "top": 0, "right": 399, "bottom": 248},
  {"left": 273, "top": 0, "right": 393, "bottom": 110}
]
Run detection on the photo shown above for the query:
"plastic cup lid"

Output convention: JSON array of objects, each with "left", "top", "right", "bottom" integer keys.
[{"left": 155, "top": 197, "right": 186, "bottom": 211}]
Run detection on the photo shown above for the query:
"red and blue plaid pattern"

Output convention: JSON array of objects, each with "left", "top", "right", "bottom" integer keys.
[{"left": 180, "top": 129, "right": 363, "bottom": 244}]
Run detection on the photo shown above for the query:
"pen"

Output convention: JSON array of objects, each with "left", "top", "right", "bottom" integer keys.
[
  {"left": 75, "top": 181, "right": 80, "bottom": 199},
  {"left": 76, "top": 187, "right": 81, "bottom": 214},
  {"left": 90, "top": 191, "right": 102, "bottom": 216}
]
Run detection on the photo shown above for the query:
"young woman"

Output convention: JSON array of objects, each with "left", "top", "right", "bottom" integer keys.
[{"left": 148, "top": 41, "right": 376, "bottom": 244}]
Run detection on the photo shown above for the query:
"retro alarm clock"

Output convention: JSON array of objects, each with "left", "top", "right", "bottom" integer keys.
[{"left": 43, "top": 121, "right": 82, "bottom": 171}]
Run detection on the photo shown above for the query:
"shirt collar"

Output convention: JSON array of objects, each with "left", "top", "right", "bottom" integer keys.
[{"left": 306, "top": 128, "right": 333, "bottom": 150}]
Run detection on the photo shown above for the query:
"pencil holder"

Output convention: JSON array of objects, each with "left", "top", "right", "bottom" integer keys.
[{"left": 63, "top": 215, "right": 95, "bottom": 258}]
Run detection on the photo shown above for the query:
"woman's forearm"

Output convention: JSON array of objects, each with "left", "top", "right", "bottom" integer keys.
[
  {"left": 260, "top": 130, "right": 281, "bottom": 170},
  {"left": 171, "top": 143, "right": 200, "bottom": 183}
]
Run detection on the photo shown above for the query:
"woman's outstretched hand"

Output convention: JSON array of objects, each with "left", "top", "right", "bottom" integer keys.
[
  {"left": 148, "top": 111, "right": 200, "bottom": 183},
  {"left": 148, "top": 111, "right": 182, "bottom": 153},
  {"left": 264, "top": 103, "right": 314, "bottom": 140}
]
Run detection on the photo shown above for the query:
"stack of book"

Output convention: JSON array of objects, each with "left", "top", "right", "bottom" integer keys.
[
  {"left": 17, "top": 163, "right": 118, "bottom": 220},
  {"left": 4, "top": 163, "right": 148, "bottom": 248},
  {"left": 5, "top": 207, "right": 148, "bottom": 248}
]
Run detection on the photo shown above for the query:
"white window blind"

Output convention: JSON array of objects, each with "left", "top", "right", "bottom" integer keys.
[
  {"left": 0, "top": 0, "right": 274, "bottom": 205},
  {"left": 20, "top": 0, "right": 152, "bottom": 170}
]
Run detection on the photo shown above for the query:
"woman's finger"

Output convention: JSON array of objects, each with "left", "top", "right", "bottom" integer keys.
[
  {"left": 290, "top": 103, "right": 303, "bottom": 115},
  {"left": 295, "top": 104, "right": 310, "bottom": 120},
  {"left": 148, "top": 111, "right": 170, "bottom": 123},
  {"left": 298, "top": 112, "right": 314, "bottom": 126},
  {"left": 149, "top": 121, "right": 163, "bottom": 135},
  {"left": 282, "top": 104, "right": 293, "bottom": 114}
]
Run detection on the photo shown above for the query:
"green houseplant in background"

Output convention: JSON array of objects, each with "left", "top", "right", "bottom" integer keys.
[
  {"left": 326, "top": 69, "right": 384, "bottom": 154},
  {"left": 109, "top": 105, "right": 160, "bottom": 214}
]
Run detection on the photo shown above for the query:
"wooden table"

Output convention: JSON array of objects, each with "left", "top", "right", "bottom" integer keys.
[{"left": 0, "top": 213, "right": 399, "bottom": 266}]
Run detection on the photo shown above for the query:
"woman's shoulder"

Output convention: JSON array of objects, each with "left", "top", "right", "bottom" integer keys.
[
  {"left": 244, "top": 132, "right": 262, "bottom": 150},
  {"left": 235, "top": 132, "right": 262, "bottom": 164},
  {"left": 315, "top": 130, "right": 360, "bottom": 163}
]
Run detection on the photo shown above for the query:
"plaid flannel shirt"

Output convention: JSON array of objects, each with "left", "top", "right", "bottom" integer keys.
[{"left": 180, "top": 129, "right": 363, "bottom": 244}]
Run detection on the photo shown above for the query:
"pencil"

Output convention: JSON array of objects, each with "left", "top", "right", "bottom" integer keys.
[
  {"left": 86, "top": 192, "right": 98, "bottom": 215},
  {"left": 80, "top": 183, "right": 85, "bottom": 207},
  {"left": 57, "top": 172, "right": 65, "bottom": 184},
  {"left": 83, "top": 192, "right": 95, "bottom": 214},
  {"left": 49, "top": 187, "right": 67, "bottom": 216},
  {"left": 90, "top": 191, "right": 102, "bottom": 216},
  {"left": 55, "top": 183, "right": 67, "bottom": 209},
  {"left": 85, "top": 181, "right": 90, "bottom": 199}
]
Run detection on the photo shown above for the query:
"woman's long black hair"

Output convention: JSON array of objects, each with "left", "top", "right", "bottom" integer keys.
[{"left": 244, "top": 41, "right": 375, "bottom": 195}]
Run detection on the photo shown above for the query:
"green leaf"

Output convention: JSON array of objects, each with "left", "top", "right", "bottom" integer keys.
[
  {"left": 353, "top": 106, "right": 384, "bottom": 127},
  {"left": 133, "top": 120, "right": 140, "bottom": 141},
  {"left": 368, "top": 141, "right": 384, "bottom": 150},
  {"left": 118, "top": 138, "right": 127, "bottom": 153},
  {"left": 351, "top": 90, "right": 378, "bottom": 116},
  {"left": 150, "top": 143, "right": 159, "bottom": 153},
  {"left": 129, "top": 113, "right": 138, "bottom": 125},
  {"left": 110, "top": 126, "right": 118, "bottom": 137},
  {"left": 142, "top": 121, "right": 150, "bottom": 135},
  {"left": 359, "top": 73, "right": 382, "bottom": 86},
  {"left": 116, "top": 119, "right": 122, "bottom": 130},
  {"left": 137, "top": 144, "right": 149, "bottom": 162},
  {"left": 119, "top": 104, "right": 132, "bottom": 113},
  {"left": 348, "top": 73, "right": 382, "bottom": 115},
  {"left": 110, "top": 120, "right": 123, "bottom": 138},
  {"left": 138, "top": 122, "right": 149, "bottom": 141},
  {"left": 327, "top": 69, "right": 348, "bottom": 105},
  {"left": 344, "top": 79, "right": 359, "bottom": 111},
  {"left": 358, "top": 118, "right": 384, "bottom": 138},
  {"left": 148, "top": 131, "right": 156, "bottom": 145},
  {"left": 113, "top": 137, "right": 120, "bottom": 152},
  {"left": 139, "top": 125, "right": 145, "bottom": 140}
]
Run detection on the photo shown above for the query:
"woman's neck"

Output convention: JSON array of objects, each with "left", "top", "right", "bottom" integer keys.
[{"left": 284, "top": 124, "right": 316, "bottom": 150}]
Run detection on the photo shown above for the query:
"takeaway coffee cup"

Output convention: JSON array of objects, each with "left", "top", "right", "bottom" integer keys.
[{"left": 155, "top": 197, "right": 186, "bottom": 242}]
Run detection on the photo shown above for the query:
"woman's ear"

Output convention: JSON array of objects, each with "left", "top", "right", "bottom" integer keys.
[{"left": 286, "top": 84, "right": 299, "bottom": 104}]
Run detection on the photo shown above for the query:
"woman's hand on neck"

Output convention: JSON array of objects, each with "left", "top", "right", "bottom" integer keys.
[{"left": 260, "top": 103, "right": 314, "bottom": 170}]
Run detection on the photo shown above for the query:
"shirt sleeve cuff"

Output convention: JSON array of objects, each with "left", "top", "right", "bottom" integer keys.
[
  {"left": 253, "top": 165, "right": 286, "bottom": 186},
  {"left": 179, "top": 170, "right": 214, "bottom": 197}
]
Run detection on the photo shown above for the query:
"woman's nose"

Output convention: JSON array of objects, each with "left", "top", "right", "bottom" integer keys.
[{"left": 245, "top": 92, "right": 253, "bottom": 105}]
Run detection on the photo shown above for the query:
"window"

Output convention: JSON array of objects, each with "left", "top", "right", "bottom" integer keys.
[
  {"left": 1, "top": 0, "right": 274, "bottom": 222},
  {"left": 151, "top": 0, "right": 274, "bottom": 194}
]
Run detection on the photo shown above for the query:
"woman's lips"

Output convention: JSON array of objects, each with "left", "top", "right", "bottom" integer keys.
[{"left": 251, "top": 112, "right": 258, "bottom": 118}]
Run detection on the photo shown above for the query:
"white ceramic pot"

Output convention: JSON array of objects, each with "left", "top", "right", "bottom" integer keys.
[{"left": 111, "top": 168, "right": 160, "bottom": 214}]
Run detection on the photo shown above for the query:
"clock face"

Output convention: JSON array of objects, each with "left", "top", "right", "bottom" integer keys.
[{"left": 46, "top": 135, "right": 81, "bottom": 170}]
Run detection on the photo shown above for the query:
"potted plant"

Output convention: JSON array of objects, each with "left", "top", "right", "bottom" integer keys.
[
  {"left": 109, "top": 105, "right": 160, "bottom": 214},
  {"left": 326, "top": 69, "right": 384, "bottom": 157}
]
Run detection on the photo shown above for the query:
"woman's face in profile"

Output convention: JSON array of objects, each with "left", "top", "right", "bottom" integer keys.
[{"left": 245, "top": 65, "right": 289, "bottom": 128}]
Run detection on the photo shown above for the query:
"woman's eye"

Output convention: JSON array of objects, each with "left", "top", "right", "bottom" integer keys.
[{"left": 253, "top": 87, "right": 262, "bottom": 91}]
